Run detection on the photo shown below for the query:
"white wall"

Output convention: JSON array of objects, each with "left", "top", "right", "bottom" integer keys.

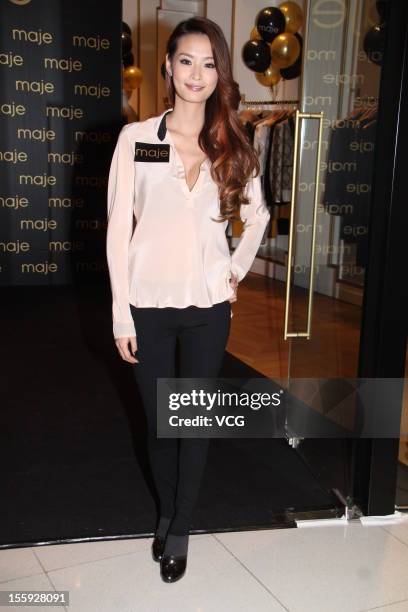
[{"left": 207, "top": 0, "right": 233, "bottom": 52}]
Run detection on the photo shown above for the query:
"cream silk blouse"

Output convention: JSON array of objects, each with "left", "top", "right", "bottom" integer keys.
[{"left": 106, "top": 108, "right": 270, "bottom": 339}]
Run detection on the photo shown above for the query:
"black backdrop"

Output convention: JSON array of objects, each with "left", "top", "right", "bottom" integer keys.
[{"left": 0, "top": 0, "right": 122, "bottom": 285}]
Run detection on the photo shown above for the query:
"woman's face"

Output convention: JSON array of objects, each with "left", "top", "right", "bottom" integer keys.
[{"left": 166, "top": 33, "right": 218, "bottom": 104}]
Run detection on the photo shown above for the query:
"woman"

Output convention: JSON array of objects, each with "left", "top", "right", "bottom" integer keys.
[{"left": 106, "top": 16, "right": 270, "bottom": 583}]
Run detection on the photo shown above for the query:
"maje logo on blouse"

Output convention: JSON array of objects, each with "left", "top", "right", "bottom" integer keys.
[{"left": 134, "top": 142, "right": 170, "bottom": 162}]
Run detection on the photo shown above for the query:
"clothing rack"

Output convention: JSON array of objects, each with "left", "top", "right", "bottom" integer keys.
[
  {"left": 355, "top": 95, "right": 378, "bottom": 101},
  {"left": 240, "top": 97, "right": 299, "bottom": 106}
]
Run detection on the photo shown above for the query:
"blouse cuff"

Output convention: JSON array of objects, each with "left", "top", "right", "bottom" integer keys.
[{"left": 113, "top": 320, "right": 137, "bottom": 340}]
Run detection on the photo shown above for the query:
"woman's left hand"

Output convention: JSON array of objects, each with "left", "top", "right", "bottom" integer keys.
[{"left": 229, "top": 272, "right": 239, "bottom": 303}]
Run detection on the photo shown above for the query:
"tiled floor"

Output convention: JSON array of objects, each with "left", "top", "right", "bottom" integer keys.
[{"left": 1, "top": 519, "right": 408, "bottom": 612}]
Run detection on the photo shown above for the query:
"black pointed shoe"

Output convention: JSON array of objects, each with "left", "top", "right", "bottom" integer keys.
[
  {"left": 151, "top": 535, "right": 166, "bottom": 562},
  {"left": 160, "top": 553, "right": 187, "bottom": 582}
]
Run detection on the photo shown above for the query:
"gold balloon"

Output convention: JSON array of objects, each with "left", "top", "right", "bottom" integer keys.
[
  {"left": 250, "top": 26, "right": 261, "bottom": 40},
  {"left": 255, "top": 63, "right": 281, "bottom": 87},
  {"left": 123, "top": 65, "right": 143, "bottom": 90},
  {"left": 270, "top": 33, "right": 300, "bottom": 69},
  {"left": 279, "top": 1, "right": 303, "bottom": 33}
]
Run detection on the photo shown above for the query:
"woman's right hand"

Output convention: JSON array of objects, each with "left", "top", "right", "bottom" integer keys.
[{"left": 115, "top": 336, "right": 139, "bottom": 363}]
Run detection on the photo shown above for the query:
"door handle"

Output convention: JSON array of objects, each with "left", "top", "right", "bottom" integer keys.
[{"left": 284, "top": 109, "right": 324, "bottom": 340}]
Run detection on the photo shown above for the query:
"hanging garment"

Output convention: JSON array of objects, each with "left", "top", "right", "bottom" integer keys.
[
  {"left": 270, "top": 117, "right": 295, "bottom": 205},
  {"left": 261, "top": 114, "right": 295, "bottom": 207},
  {"left": 281, "top": 115, "right": 295, "bottom": 203},
  {"left": 262, "top": 120, "right": 278, "bottom": 208},
  {"left": 254, "top": 121, "right": 272, "bottom": 177},
  {"left": 271, "top": 120, "right": 285, "bottom": 205},
  {"left": 243, "top": 120, "right": 255, "bottom": 144},
  {"left": 276, "top": 203, "right": 291, "bottom": 235}
]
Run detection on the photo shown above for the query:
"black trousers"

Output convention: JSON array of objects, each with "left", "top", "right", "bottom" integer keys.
[{"left": 130, "top": 300, "right": 231, "bottom": 535}]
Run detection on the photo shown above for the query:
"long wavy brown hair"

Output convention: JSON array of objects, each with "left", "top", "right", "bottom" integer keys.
[{"left": 165, "top": 17, "right": 260, "bottom": 223}]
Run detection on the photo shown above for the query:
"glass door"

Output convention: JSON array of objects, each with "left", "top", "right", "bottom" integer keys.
[{"left": 284, "top": 0, "right": 388, "bottom": 514}]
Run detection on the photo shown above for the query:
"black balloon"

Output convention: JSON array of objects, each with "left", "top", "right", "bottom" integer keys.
[
  {"left": 376, "top": 0, "right": 390, "bottom": 22},
  {"left": 363, "top": 23, "right": 386, "bottom": 65},
  {"left": 123, "top": 52, "right": 134, "bottom": 68},
  {"left": 121, "top": 32, "right": 132, "bottom": 55},
  {"left": 280, "top": 33, "right": 303, "bottom": 80},
  {"left": 256, "top": 7, "right": 286, "bottom": 44},
  {"left": 280, "top": 61, "right": 300, "bottom": 80},
  {"left": 122, "top": 21, "right": 131, "bottom": 36},
  {"left": 242, "top": 39, "right": 271, "bottom": 73}
]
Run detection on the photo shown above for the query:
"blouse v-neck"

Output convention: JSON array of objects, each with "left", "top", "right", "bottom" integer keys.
[{"left": 164, "top": 118, "right": 209, "bottom": 194}]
